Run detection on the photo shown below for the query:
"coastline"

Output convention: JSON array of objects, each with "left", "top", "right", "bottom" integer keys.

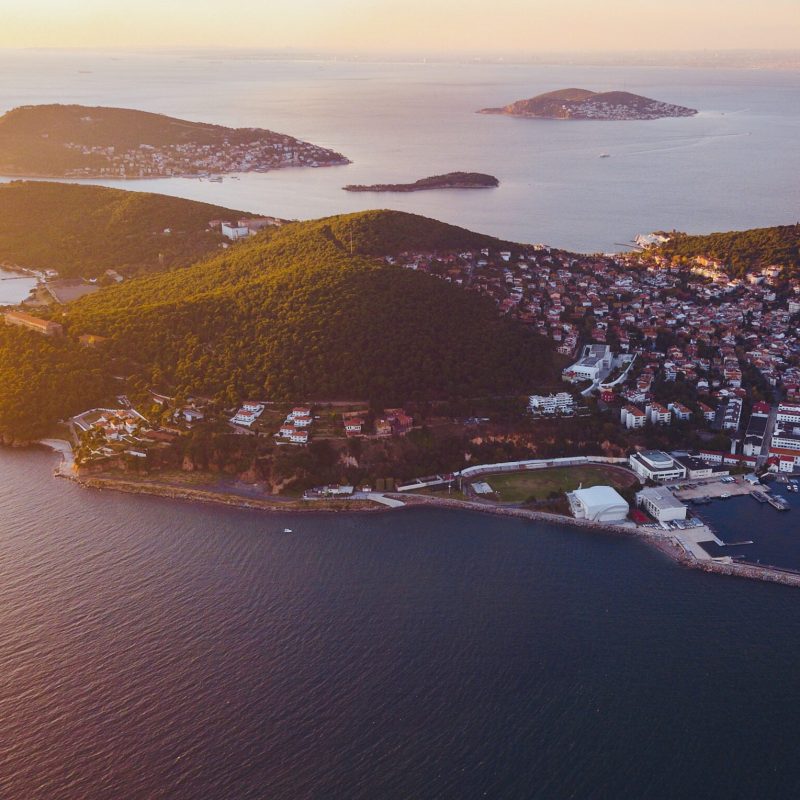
[
  {"left": 36, "top": 439, "right": 800, "bottom": 589},
  {"left": 0, "top": 160, "right": 351, "bottom": 181}
]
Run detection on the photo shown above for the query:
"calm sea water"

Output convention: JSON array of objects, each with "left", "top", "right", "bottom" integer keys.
[
  {"left": 0, "top": 267, "right": 36, "bottom": 305},
  {"left": 1, "top": 50, "right": 799, "bottom": 251},
  {"left": 2, "top": 448, "right": 800, "bottom": 799}
]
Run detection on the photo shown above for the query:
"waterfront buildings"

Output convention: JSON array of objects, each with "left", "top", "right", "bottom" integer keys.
[
  {"left": 636, "top": 486, "right": 688, "bottom": 523},
  {"left": 628, "top": 450, "right": 687, "bottom": 483},
  {"left": 567, "top": 486, "right": 629, "bottom": 522}
]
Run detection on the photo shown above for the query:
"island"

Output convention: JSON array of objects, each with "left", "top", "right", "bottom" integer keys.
[
  {"left": 478, "top": 88, "right": 698, "bottom": 120},
  {"left": 3, "top": 183, "right": 800, "bottom": 590},
  {"left": 343, "top": 172, "right": 499, "bottom": 192},
  {"left": 0, "top": 104, "right": 350, "bottom": 178}
]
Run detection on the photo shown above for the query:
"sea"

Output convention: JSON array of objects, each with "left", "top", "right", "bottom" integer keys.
[
  {"left": 2, "top": 50, "right": 800, "bottom": 799},
  {"left": 0, "top": 50, "right": 799, "bottom": 253},
  {"left": 3, "top": 447, "right": 800, "bottom": 800}
]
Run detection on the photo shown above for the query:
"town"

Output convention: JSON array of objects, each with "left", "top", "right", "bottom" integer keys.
[{"left": 60, "top": 134, "right": 350, "bottom": 178}]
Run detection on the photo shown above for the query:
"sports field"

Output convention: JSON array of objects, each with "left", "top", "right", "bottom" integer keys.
[{"left": 476, "top": 465, "right": 637, "bottom": 504}]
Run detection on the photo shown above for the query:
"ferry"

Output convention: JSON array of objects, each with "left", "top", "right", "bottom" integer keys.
[{"left": 767, "top": 495, "right": 791, "bottom": 511}]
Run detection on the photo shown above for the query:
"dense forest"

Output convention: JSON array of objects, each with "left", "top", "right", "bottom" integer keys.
[
  {"left": 0, "top": 326, "right": 112, "bottom": 441},
  {"left": 0, "top": 182, "right": 248, "bottom": 278},
  {"left": 658, "top": 224, "right": 800, "bottom": 276},
  {"left": 0, "top": 209, "right": 556, "bottom": 439}
]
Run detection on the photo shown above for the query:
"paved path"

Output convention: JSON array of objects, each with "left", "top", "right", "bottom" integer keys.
[
  {"left": 38, "top": 439, "right": 75, "bottom": 477},
  {"left": 366, "top": 493, "right": 405, "bottom": 508}
]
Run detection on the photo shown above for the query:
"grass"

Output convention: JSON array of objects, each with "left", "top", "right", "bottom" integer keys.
[{"left": 477, "top": 465, "right": 637, "bottom": 504}]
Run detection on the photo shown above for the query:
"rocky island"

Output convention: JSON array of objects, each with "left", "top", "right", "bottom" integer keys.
[
  {"left": 479, "top": 88, "right": 697, "bottom": 120},
  {"left": 0, "top": 104, "right": 350, "bottom": 178},
  {"left": 343, "top": 172, "right": 499, "bottom": 192}
]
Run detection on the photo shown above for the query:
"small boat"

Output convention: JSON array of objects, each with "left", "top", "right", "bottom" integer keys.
[
  {"left": 720, "top": 492, "right": 731, "bottom": 499},
  {"left": 599, "top": 153, "right": 611, "bottom": 158},
  {"left": 209, "top": 175, "right": 223, "bottom": 183},
  {"left": 283, "top": 527, "right": 293, "bottom": 534}
]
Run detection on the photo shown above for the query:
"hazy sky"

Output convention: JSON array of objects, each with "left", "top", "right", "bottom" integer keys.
[{"left": 1, "top": 0, "right": 798, "bottom": 52}]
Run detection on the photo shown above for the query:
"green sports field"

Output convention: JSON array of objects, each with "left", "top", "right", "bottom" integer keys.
[{"left": 476, "top": 465, "right": 637, "bottom": 504}]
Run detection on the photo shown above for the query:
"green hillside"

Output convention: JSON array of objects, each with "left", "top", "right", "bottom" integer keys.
[
  {"left": 0, "top": 209, "right": 555, "bottom": 438},
  {"left": 658, "top": 224, "right": 800, "bottom": 277},
  {"left": 0, "top": 181, "right": 250, "bottom": 278}
]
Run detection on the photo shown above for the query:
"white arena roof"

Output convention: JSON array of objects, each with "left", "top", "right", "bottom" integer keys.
[{"left": 568, "top": 486, "right": 629, "bottom": 523}]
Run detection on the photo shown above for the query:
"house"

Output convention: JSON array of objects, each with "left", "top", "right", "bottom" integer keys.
[
  {"left": 722, "top": 398, "right": 743, "bottom": 431},
  {"left": 221, "top": 221, "right": 250, "bottom": 241},
  {"left": 231, "top": 402, "right": 264, "bottom": 427},
  {"left": 646, "top": 403, "right": 671, "bottom": 425},
  {"left": 4, "top": 310, "right": 63, "bottom": 337},
  {"left": 289, "top": 429, "right": 309, "bottom": 445},
  {"left": 344, "top": 418, "right": 364, "bottom": 436},
  {"left": 620, "top": 405, "right": 646, "bottom": 429},
  {"left": 669, "top": 402, "right": 692, "bottom": 422},
  {"left": 529, "top": 393, "right": 576, "bottom": 416},
  {"left": 697, "top": 402, "right": 716, "bottom": 423}
]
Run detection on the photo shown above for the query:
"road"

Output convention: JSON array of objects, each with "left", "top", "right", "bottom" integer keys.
[{"left": 758, "top": 403, "right": 779, "bottom": 467}]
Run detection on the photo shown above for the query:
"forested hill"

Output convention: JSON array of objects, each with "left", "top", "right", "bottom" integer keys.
[
  {"left": 657, "top": 224, "right": 800, "bottom": 277},
  {"left": 0, "top": 181, "right": 249, "bottom": 278},
  {"left": 63, "top": 210, "right": 552, "bottom": 404},
  {"left": 0, "top": 209, "right": 555, "bottom": 438},
  {"left": 304, "top": 209, "right": 512, "bottom": 256}
]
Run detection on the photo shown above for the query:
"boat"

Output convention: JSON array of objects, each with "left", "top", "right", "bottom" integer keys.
[
  {"left": 720, "top": 492, "right": 731, "bottom": 499},
  {"left": 599, "top": 153, "right": 611, "bottom": 158},
  {"left": 767, "top": 495, "right": 790, "bottom": 511},
  {"left": 209, "top": 175, "right": 223, "bottom": 183},
  {"left": 283, "top": 527, "right": 293, "bottom": 533}
]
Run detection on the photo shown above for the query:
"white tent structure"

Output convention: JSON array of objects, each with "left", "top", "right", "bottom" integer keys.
[{"left": 567, "top": 486, "right": 629, "bottom": 523}]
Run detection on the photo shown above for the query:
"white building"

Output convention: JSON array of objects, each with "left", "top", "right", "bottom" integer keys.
[
  {"left": 620, "top": 405, "right": 647, "bottom": 429},
  {"left": 722, "top": 398, "right": 743, "bottom": 431},
  {"left": 646, "top": 403, "right": 671, "bottom": 425},
  {"left": 628, "top": 450, "right": 687, "bottom": 483},
  {"left": 776, "top": 403, "right": 800, "bottom": 425},
  {"left": 221, "top": 221, "right": 250, "bottom": 241},
  {"left": 636, "top": 486, "right": 688, "bottom": 523},
  {"left": 669, "top": 402, "right": 692, "bottom": 422},
  {"left": 567, "top": 485, "right": 630, "bottom": 523},
  {"left": 562, "top": 344, "right": 613, "bottom": 384},
  {"left": 529, "top": 392, "right": 575, "bottom": 416}
]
